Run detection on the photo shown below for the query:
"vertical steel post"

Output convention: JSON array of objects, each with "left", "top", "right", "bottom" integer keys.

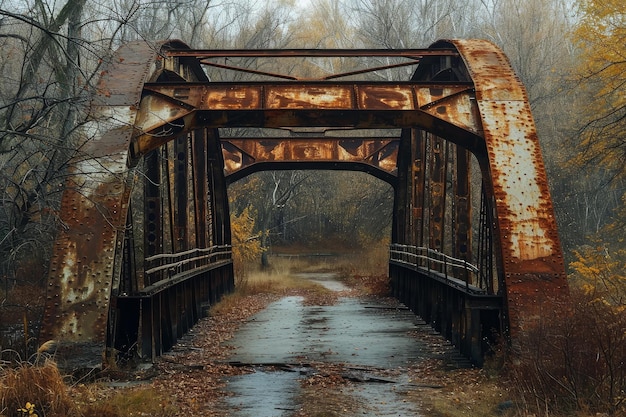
[
  {"left": 454, "top": 146, "right": 471, "bottom": 282},
  {"left": 429, "top": 136, "right": 447, "bottom": 257}
]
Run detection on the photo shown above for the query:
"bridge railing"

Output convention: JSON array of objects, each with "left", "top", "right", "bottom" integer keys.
[
  {"left": 138, "top": 245, "right": 233, "bottom": 296},
  {"left": 389, "top": 243, "right": 485, "bottom": 294}
]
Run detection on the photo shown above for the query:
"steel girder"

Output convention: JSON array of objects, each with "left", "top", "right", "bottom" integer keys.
[
  {"left": 451, "top": 39, "right": 569, "bottom": 339},
  {"left": 39, "top": 41, "right": 234, "bottom": 368},
  {"left": 40, "top": 39, "right": 568, "bottom": 367}
]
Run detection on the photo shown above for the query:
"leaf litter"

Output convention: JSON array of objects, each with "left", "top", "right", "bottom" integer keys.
[{"left": 78, "top": 282, "right": 512, "bottom": 417}]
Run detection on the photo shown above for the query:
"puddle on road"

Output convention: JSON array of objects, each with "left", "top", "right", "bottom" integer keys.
[
  {"left": 347, "top": 375, "right": 419, "bottom": 417},
  {"left": 225, "top": 369, "right": 300, "bottom": 416},
  {"left": 222, "top": 272, "right": 446, "bottom": 416}
]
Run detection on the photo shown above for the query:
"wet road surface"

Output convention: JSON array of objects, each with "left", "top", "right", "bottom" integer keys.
[
  {"left": 221, "top": 273, "right": 468, "bottom": 416},
  {"left": 225, "top": 296, "right": 424, "bottom": 367}
]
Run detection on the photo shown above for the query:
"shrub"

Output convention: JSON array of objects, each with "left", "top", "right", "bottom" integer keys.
[
  {"left": 230, "top": 206, "right": 264, "bottom": 284},
  {"left": 510, "top": 286, "right": 625, "bottom": 415}
]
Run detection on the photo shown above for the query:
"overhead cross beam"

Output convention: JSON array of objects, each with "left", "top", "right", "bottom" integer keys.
[
  {"left": 221, "top": 136, "right": 401, "bottom": 184},
  {"left": 132, "top": 82, "right": 482, "bottom": 166}
]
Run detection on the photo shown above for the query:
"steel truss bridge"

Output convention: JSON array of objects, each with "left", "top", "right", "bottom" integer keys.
[{"left": 39, "top": 39, "right": 569, "bottom": 368}]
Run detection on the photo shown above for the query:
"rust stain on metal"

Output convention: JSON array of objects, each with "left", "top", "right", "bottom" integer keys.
[
  {"left": 451, "top": 39, "right": 568, "bottom": 340},
  {"left": 43, "top": 176, "right": 122, "bottom": 341},
  {"left": 357, "top": 85, "right": 414, "bottom": 110},
  {"left": 416, "top": 87, "right": 480, "bottom": 135},
  {"left": 41, "top": 41, "right": 161, "bottom": 348},
  {"left": 266, "top": 85, "right": 353, "bottom": 109},
  {"left": 221, "top": 137, "right": 399, "bottom": 180},
  {"left": 206, "top": 85, "right": 262, "bottom": 109}
]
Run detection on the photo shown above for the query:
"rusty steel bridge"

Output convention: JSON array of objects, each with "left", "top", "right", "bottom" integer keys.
[{"left": 39, "top": 39, "right": 569, "bottom": 368}]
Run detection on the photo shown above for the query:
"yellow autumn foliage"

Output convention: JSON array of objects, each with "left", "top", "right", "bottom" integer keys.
[
  {"left": 571, "top": 0, "right": 626, "bottom": 172},
  {"left": 230, "top": 206, "right": 264, "bottom": 279},
  {"left": 570, "top": 244, "right": 626, "bottom": 307}
]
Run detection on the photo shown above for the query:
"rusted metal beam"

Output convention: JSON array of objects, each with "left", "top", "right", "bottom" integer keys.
[
  {"left": 428, "top": 136, "right": 447, "bottom": 255},
  {"left": 184, "top": 49, "right": 459, "bottom": 81},
  {"left": 141, "top": 81, "right": 473, "bottom": 107},
  {"left": 133, "top": 82, "right": 481, "bottom": 158},
  {"left": 447, "top": 39, "right": 569, "bottom": 338},
  {"left": 192, "top": 129, "right": 209, "bottom": 249},
  {"left": 205, "top": 128, "right": 231, "bottom": 246},
  {"left": 221, "top": 136, "right": 399, "bottom": 181},
  {"left": 412, "top": 130, "right": 427, "bottom": 247},
  {"left": 453, "top": 147, "right": 471, "bottom": 264},
  {"left": 165, "top": 48, "right": 459, "bottom": 58}
]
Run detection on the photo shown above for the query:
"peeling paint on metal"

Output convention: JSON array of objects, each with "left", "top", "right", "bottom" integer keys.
[
  {"left": 452, "top": 39, "right": 563, "bottom": 266},
  {"left": 451, "top": 38, "right": 569, "bottom": 342},
  {"left": 480, "top": 100, "right": 553, "bottom": 260},
  {"left": 41, "top": 41, "right": 161, "bottom": 347}
]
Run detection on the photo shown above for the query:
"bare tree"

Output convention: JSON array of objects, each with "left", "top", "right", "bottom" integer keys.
[
  {"left": 0, "top": 0, "right": 250, "bottom": 283},
  {"left": 350, "top": 0, "right": 474, "bottom": 48},
  {"left": 477, "top": 0, "right": 575, "bottom": 106},
  {"left": 0, "top": 0, "right": 95, "bottom": 284}
]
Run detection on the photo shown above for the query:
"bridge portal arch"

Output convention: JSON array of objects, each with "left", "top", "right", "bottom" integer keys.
[{"left": 40, "top": 39, "right": 568, "bottom": 367}]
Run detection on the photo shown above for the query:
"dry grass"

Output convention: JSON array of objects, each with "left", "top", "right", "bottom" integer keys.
[
  {"left": 0, "top": 360, "right": 75, "bottom": 417},
  {"left": 69, "top": 383, "right": 176, "bottom": 417},
  {"left": 413, "top": 378, "right": 514, "bottom": 417},
  {"left": 235, "top": 256, "right": 334, "bottom": 294},
  {"left": 340, "top": 245, "right": 390, "bottom": 277},
  {"left": 211, "top": 258, "right": 333, "bottom": 317},
  {"left": 84, "top": 386, "right": 176, "bottom": 417},
  {"left": 0, "top": 359, "right": 177, "bottom": 417},
  {"left": 240, "top": 269, "right": 323, "bottom": 295}
]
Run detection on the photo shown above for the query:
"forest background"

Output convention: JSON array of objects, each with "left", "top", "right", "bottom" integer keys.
[
  {"left": 0, "top": 0, "right": 624, "bottom": 414},
  {"left": 1, "top": 0, "right": 623, "bottom": 279}
]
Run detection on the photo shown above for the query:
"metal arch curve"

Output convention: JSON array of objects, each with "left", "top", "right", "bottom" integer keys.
[
  {"left": 447, "top": 39, "right": 569, "bottom": 335},
  {"left": 416, "top": 38, "right": 564, "bottom": 267},
  {"left": 39, "top": 40, "right": 174, "bottom": 368}
]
